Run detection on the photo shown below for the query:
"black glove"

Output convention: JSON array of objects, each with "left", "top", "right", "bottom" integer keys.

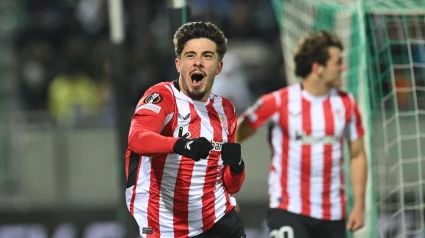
[
  {"left": 173, "top": 137, "right": 213, "bottom": 161},
  {"left": 221, "top": 143, "right": 244, "bottom": 174}
]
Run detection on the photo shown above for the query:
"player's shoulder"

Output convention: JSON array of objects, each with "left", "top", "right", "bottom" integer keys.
[
  {"left": 142, "top": 82, "right": 174, "bottom": 101},
  {"left": 146, "top": 81, "right": 174, "bottom": 94},
  {"left": 212, "top": 94, "right": 236, "bottom": 116},
  {"left": 335, "top": 88, "right": 349, "bottom": 96},
  {"left": 215, "top": 94, "right": 234, "bottom": 108},
  {"left": 334, "top": 88, "right": 356, "bottom": 101},
  {"left": 259, "top": 85, "right": 292, "bottom": 104}
]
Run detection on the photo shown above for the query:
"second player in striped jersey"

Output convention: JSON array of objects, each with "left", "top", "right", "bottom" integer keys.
[{"left": 236, "top": 31, "right": 368, "bottom": 238}]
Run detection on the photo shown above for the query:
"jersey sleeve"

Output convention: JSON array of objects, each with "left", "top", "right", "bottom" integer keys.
[
  {"left": 133, "top": 84, "right": 174, "bottom": 121},
  {"left": 128, "top": 84, "right": 178, "bottom": 156},
  {"left": 345, "top": 94, "right": 365, "bottom": 141},
  {"left": 241, "top": 92, "right": 279, "bottom": 130}
]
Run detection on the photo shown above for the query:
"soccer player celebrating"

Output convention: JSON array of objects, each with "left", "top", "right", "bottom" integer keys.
[
  {"left": 125, "top": 21, "right": 246, "bottom": 238},
  {"left": 236, "top": 31, "right": 367, "bottom": 238}
]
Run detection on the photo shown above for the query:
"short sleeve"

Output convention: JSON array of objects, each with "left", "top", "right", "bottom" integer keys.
[{"left": 345, "top": 95, "right": 365, "bottom": 141}]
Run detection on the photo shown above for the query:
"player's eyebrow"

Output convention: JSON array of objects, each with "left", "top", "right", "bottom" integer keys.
[
  {"left": 202, "top": 51, "right": 215, "bottom": 55},
  {"left": 184, "top": 51, "right": 215, "bottom": 56}
]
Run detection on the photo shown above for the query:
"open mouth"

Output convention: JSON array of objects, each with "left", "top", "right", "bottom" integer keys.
[{"left": 191, "top": 73, "right": 205, "bottom": 86}]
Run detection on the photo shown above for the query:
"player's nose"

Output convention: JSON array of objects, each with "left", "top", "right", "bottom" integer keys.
[{"left": 193, "top": 56, "right": 204, "bottom": 67}]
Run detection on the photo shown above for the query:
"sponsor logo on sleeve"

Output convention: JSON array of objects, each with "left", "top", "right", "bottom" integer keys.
[{"left": 143, "top": 92, "right": 163, "bottom": 104}]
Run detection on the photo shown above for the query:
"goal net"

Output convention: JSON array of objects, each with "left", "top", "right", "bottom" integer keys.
[{"left": 273, "top": 0, "right": 425, "bottom": 237}]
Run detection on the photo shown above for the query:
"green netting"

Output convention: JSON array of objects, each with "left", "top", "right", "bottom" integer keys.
[
  {"left": 366, "top": 12, "right": 425, "bottom": 236},
  {"left": 274, "top": 0, "right": 425, "bottom": 237}
]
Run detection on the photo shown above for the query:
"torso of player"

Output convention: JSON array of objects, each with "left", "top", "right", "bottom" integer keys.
[
  {"left": 279, "top": 85, "right": 349, "bottom": 156},
  {"left": 127, "top": 82, "right": 238, "bottom": 237},
  {"left": 157, "top": 83, "right": 235, "bottom": 193},
  {"left": 246, "top": 83, "right": 363, "bottom": 220}
]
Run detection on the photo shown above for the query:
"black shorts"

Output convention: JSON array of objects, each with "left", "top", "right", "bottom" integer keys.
[
  {"left": 193, "top": 209, "right": 246, "bottom": 238},
  {"left": 266, "top": 209, "right": 346, "bottom": 238}
]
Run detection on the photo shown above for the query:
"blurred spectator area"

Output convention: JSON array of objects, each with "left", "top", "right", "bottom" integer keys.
[
  {"left": 0, "top": 0, "right": 287, "bottom": 203},
  {"left": 12, "top": 0, "right": 286, "bottom": 119}
]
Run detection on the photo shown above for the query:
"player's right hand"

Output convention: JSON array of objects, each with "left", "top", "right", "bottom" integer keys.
[{"left": 173, "top": 137, "right": 213, "bottom": 161}]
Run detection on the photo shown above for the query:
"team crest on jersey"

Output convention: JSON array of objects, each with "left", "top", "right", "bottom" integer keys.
[
  {"left": 143, "top": 92, "right": 163, "bottom": 104},
  {"left": 219, "top": 115, "right": 228, "bottom": 133},
  {"left": 334, "top": 108, "right": 344, "bottom": 119}
]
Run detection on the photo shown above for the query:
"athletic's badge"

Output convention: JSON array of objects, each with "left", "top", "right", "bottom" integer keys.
[
  {"left": 219, "top": 115, "right": 228, "bottom": 133},
  {"left": 334, "top": 108, "right": 344, "bottom": 119},
  {"left": 143, "top": 92, "right": 163, "bottom": 104}
]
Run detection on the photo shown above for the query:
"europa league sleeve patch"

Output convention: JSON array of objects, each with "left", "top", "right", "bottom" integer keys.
[{"left": 143, "top": 92, "right": 163, "bottom": 104}]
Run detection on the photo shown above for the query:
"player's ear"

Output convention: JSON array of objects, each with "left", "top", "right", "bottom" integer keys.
[
  {"left": 175, "top": 57, "right": 181, "bottom": 73},
  {"left": 216, "top": 60, "right": 223, "bottom": 75},
  {"left": 312, "top": 62, "right": 323, "bottom": 75}
]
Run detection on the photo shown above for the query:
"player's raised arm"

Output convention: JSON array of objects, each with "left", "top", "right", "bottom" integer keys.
[
  {"left": 236, "top": 92, "right": 280, "bottom": 143},
  {"left": 128, "top": 85, "right": 212, "bottom": 160},
  {"left": 128, "top": 86, "right": 177, "bottom": 156}
]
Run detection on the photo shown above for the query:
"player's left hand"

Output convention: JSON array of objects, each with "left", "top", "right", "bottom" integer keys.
[
  {"left": 221, "top": 143, "right": 244, "bottom": 173},
  {"left": 346, "top": 207, "right": 364, "bottom": 232}
]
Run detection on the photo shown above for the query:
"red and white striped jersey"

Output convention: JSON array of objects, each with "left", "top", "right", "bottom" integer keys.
[
  {"left": 242, "top": 83, "right": 364, "bottom": 220},
  {"left": 126, "top": 81, "right": 240, "bottom": 237}
]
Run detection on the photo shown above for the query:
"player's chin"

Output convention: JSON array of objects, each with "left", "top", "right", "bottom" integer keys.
[
  {"left": 188, "top": 88, "right": 207, "bottom": 101},
  {"left": 332, "top": 79, "right": 342, "bottom": 88}
]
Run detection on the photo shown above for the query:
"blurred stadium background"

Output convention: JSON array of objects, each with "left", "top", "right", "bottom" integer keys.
[{"left": 0, "top": 0, "right": 424, "bottom": 237}]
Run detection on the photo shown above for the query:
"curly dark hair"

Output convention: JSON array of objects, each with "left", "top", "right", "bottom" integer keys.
[
  {"left": 294, "top": 31, "right": 344, "bottom": 78},
  {"left": 173, "top": 21, "right": 228, "bottom": 61}
]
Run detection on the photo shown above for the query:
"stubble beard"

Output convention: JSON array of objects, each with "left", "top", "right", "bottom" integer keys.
[
  {"left": 182, "top": 80, "right": 208, "bottom": 101},
  {"left": 187, "top": 88, "right": 206, "bottom": 101}
]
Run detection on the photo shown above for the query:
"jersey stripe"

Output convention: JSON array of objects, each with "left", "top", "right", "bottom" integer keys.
[
  {"left": 339, "top": 141, "right": 346, "bottom": 218},
  {"left": 339, "top": 92, "right": 351, "bottom": 219},
  {"left": 186, "top": 103, "right": 211, "bottom": 236},
  {"left": 309, "top": 102, "right": 324, "bottom": 219},
  {"left": 200, "top": 99, "right": 221, "bottom": 231},
  {"left": 129, "top": 155, "right": 142, "bottom": 215},
  {"left": 173, "top": 103, "right": 199, "bottom": 238},
  {"left": 339, "top": 92, "right": 351, "bottom": 123},
  {"left": 301, "top": 97, "right": 312, "bottom": 216},
  {"left": 322, "top": 98, "right": 334, "bottom": 220},
  {"left": 148, "top": 155, "right": 167, "bottom": 236},
  {"left": 278, "top": 89, "right": 290, "bottom": 210}
]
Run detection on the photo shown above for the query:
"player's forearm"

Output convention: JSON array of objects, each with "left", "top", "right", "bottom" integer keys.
[
  {"left": 223, "top": 166, "right": 245, "bottom": 194},
  {"left": 128, "top": 116, "right": 178, "bottom": 156},
  {"left": 350, "top": 153, "right": 368, "bottom": 210},
  {"left": 129, "top": 129, "right": 178, "bottom": 156}
]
